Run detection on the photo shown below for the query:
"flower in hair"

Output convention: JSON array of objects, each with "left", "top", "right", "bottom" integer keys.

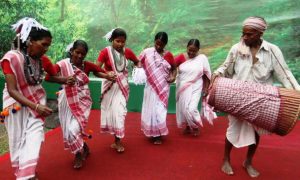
[
  {"left": 11, "top": 17, "right": 48, "bottom": 43},
  {"left": 103, "top": 28, "right": 116, "bottom": 42}
]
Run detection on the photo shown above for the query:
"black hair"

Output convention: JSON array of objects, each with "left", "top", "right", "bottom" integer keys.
[
  {"left": 109, "top": 28, "right": 127, "bottom": 42},
  {"left": 72, "top": 40, "right": 88, "bottom": 53},
  {"left": 154, "top": 32, "right": 168, "bottom": 44},
  {"left": 29, "top": 27, "right": 52, "bottom": 41},
  {"left": 187, "top": 39, "right": 200, "bottom": 49},
  {"left": 13, "top": 27, "right": 52, "bottom": 51},
  {"left": 67, "top": 40, "right": 88, "bottom": 58}
]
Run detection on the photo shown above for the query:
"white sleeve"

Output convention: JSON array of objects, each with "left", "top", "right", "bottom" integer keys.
[
  {"left": 214, "top": 45, "right": 237, "bottom": 78},
  {"left": 271, "top": 45, "right": 300, "bottom": 90}
]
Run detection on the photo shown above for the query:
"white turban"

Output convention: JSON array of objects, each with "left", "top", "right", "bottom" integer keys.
[{"left": 243, "top": 17, "right": 267, "bottom": 32}]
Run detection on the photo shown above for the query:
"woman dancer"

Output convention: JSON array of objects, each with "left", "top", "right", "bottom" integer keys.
[
  {"left": 140, "top": 32, "right": 176, "bottom": 145},
  {"left": 175, "top": 39, "right": 215, "bottom": 136},
  {"left": 0, "top": 17, "right": 56, "bottom": 180},
  {"left": 96, "top": 28, "right": 140, "bottom": 153},
  {"left": 46, "top": 40, "right": 115, "bottom": 168}
]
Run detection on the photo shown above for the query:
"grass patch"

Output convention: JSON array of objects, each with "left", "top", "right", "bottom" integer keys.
[{"left": 0, "top": 125, "right": 9, "bottom": 155}]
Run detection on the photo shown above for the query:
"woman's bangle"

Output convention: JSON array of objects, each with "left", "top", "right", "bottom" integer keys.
[{"left": 35, "top": 104, "right": 39, "bottom": 111}]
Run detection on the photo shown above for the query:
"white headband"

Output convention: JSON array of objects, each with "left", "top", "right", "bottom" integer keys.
[
  {"left": 11, "top": 17, "right": 48, "bottom": 43},
  {"left": 103, "top": 28, "right": 116, "bottom": 42},
  {"left": 65, "top": 42, "right": 74, "bottom": 52}
]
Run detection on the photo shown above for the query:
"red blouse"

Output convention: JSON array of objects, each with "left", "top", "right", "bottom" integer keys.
[
  {"left": 163, "top": 51, "right": 176, "bottom": 67},
  {"left": 1, "top": 55, "right": 57, "bottom": 75},
  {"left": 139, "top": 50, "right": 176, "bottom": 67},
  {"left": 174, "top": 53, "right": 187, "bottom": 67},
  {"left": 53, "top": 60, "right": 105, "bottom": 76},
  {"left": 97, "top": 47, "right": 139, "bottom": 71}
]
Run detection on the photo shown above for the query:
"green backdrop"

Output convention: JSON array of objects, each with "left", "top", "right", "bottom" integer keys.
[
  {"left": 0, "top": 0, "right": 299, "bottom": 112},
  {"left": 1, "top": 0, "right": 300, "bottom": 81},
  {"left": 0, "top": 77, "right": 179, "bottom": 113},
  {"left": 43, "top": 79, "right": 178, "bottom": 113}
]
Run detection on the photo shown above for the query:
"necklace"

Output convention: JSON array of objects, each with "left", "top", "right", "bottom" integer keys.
[
  {"left": 23, "top": 52, "right": 44, "bottom": 85},
  {"left": 111, "top": 48, "right": 126, "bottom": 72},
  {"left": 70, "top": 58, "right": 84, "bottom": 71},
  {"left": 153, "top": 50, "right": 164, "bottom": 67}
]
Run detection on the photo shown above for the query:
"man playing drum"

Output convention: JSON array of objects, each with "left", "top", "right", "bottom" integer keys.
[{"left": 212, "top": 16, "right": 300, "bottom": 178}]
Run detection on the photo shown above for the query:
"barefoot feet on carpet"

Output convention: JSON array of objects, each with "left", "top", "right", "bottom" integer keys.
[
  {"left": 73, "top": 152, "right": 83, "bottom": 169},
  {"left": 28, "top": 174, "right": 38, "bottom": 180},
  {"left": 82, "top": 143, "right": 90, "bottom": 160},
  {"left": 221, "top": 160, "right": 234, "bottom": 175},
  {"left": 153, "top": 136, "right": 162, "bottom": 145},
  {"left": 111, "top": 142, "right": 125, "bottom": 153},
  {"left": 183, "top": 126, "right": 191, "bottom": 135},
  {"left": 193, "top": 128, "right": 200, "bottom": 136},
  {"left": 243, "top": 161, "right": 260, "bottom": 178}
]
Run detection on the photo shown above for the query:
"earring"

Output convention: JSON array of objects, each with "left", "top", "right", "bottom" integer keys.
[{"left": 26, "top": 40, "right": 31, "bottom": 46}]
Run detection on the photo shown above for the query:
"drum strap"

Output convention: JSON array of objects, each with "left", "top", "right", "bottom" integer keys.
[{"left": 270, "top": 48, "right": 296, "bottom": 90}]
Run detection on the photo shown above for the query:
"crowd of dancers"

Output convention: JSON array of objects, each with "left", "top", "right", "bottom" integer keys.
[{"left": 0, "top": 16, "right": 299, "bottom": 180}]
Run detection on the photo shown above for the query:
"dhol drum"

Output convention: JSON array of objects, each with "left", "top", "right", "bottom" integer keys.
[{"left": 208, "top": 77, "right": 300, "bottom": 136}]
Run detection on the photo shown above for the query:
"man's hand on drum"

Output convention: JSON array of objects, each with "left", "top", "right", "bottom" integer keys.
[
  {"left": 202, "top": 88, "right": 209, "bottom": 97},
  {"left": 209, "top": 72, "right": 220, "bottom": 90},
  {"left": 202, "top": 75, "right": 211, "bottom": 97}
]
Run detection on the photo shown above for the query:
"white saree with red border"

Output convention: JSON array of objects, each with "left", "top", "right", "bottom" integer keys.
[
  {"left": 176, "top": 54, "right": 216, "bottom": 129},
  {"left": 57, "top": 58, "right": 92, "bottom": 153},
  {"left": 1, "top": 50, "right": 46, "bottom": 180},
  {"left": 100, "top": 47, "right": 129, "bottom": 138},
  {"left": 140, "top": 47, "right": 171, "bottom": 137}
]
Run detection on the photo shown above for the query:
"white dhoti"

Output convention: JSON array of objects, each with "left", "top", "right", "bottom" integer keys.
[
  {"left": 141, "top": 82, "right": 168, "bottom": 137},
  {"left": 5, "top": 103, "right": 44, "bottom": 180},
  {"left": 226, "top": 115, "right": 256, "bottom": 148},
  {"left": 101, "top": 82, "right": 127, "bottom": 138},
  {"left": 58, "top": 90, "right": 84, "bottom": 154},
  {"left": 226, "top": 115, "right": 270, "bottom": 148}
]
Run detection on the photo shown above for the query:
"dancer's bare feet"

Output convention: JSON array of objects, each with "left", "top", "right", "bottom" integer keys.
[
  {"left": 221, "top": 160, "right": 234, "bottom": 175},
  {"left": 73, "top": 152, "right": 83, "bottom": 169},
  {"left": 183, "top": 126, "right": 191, "bottom": 135},
  {"left": 82, "top": 143, "right": 90, "bottom": 160},
  {"left": 153, "top": 136, "right": 162, "bottom": 145},
  {"left": 243, "top": 161, "right": 260, "bottom": 178},
  {"left": 28, "top": 177, "right": 38, "bottom": 180},
  {"left": 111, "top": 142, "right": 125, "bottom": 153},
  {"left": 193, "top": 128, "right": 200, "bottom": 136},
  {"left": 28, "top": 175, "right": 38, "bottom": 180}
]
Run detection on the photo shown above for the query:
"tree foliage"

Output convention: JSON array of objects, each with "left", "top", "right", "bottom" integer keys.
[
  {"left": 0, "top": 0, "right": 299, "bottom": 81},
  {"left": 0, "top": 0, "right": 47, "bottom": 58}
]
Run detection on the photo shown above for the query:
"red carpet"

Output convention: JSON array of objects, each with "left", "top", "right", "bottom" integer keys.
[{"left": 1, "top": 110, "right": 300, "bottom": 180}]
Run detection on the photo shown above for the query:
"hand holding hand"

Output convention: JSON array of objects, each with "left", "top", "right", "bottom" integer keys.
[
  {"left": 136, "top": 61, "right": 142, "bottom": 68},
  {"left": 167, "top": 75, "right": 176, "bottom": 83},
  {"left": 35, "top": 104, "right": 53, "bottom": 117},
  {"left": 106, "top": 71, "right": 117, "bottom": 81},
  {"left": 66, "top": 75, "right": 76, "bottom": 85}
]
